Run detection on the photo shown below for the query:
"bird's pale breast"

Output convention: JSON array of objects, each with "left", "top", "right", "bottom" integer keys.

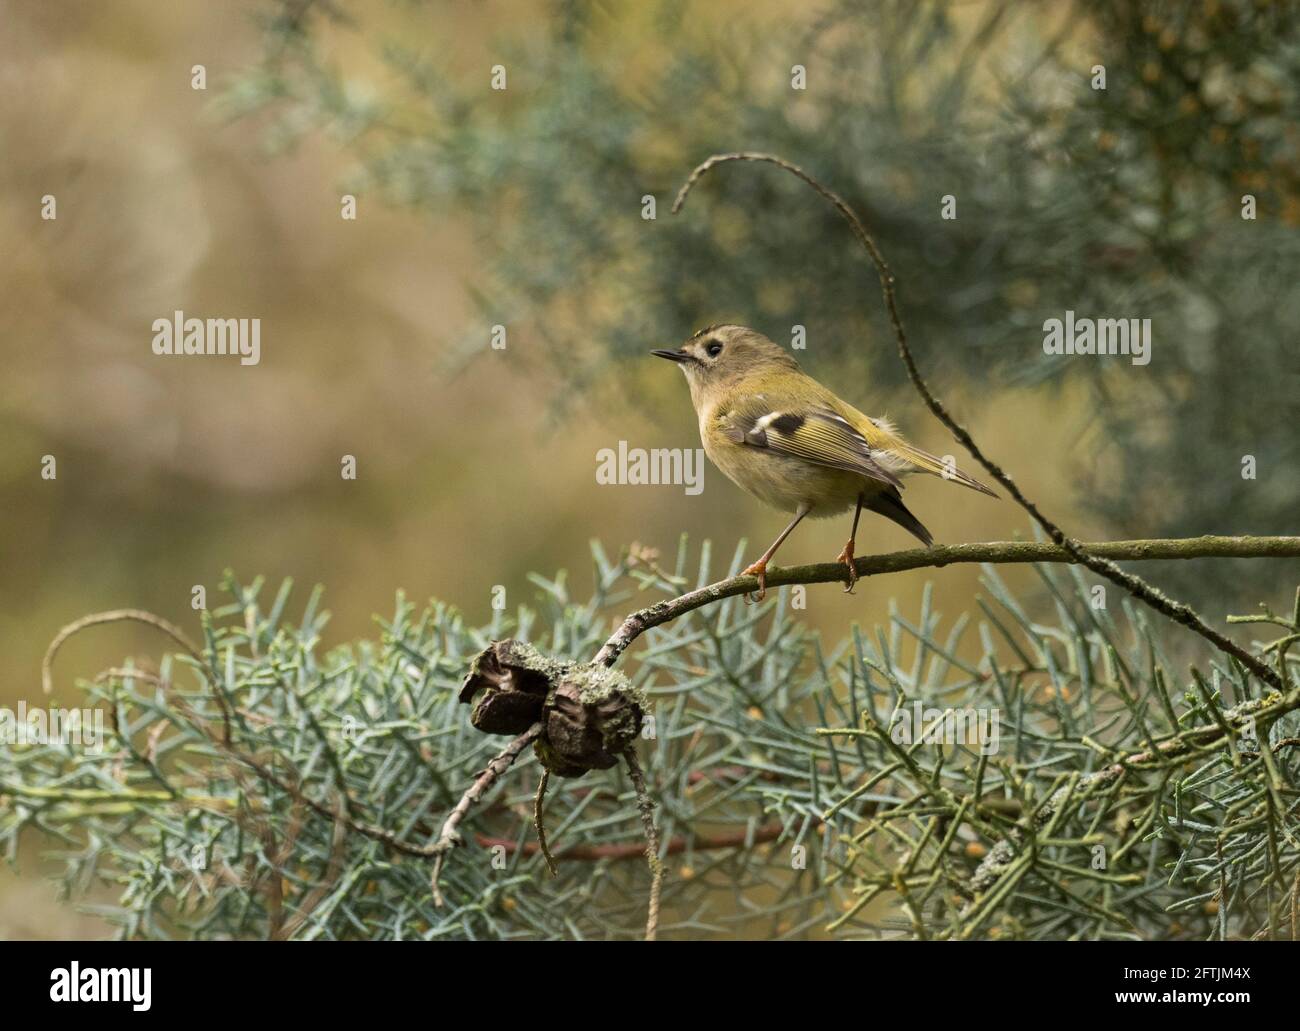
[{"left": 701, "top": 413, "right": 884, "bottom": 518}]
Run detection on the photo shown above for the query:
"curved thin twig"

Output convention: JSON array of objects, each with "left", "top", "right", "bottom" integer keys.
[
  {"left": 43, "top": 609, "right": 201, "bottom": 696},
  {"left": 671, "top": 151, "right": 1286, "bottom": 693}
]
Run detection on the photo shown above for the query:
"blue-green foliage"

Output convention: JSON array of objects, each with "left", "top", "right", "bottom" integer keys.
[{"left": 7, "top": 541, "right": 1299, "bottom": 939}]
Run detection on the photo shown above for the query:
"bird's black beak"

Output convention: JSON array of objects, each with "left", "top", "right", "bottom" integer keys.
[{"left": 651, "top": 349, "right": 693, "bottom": 364}]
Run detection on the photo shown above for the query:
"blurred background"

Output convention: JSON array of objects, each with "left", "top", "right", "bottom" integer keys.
[{"left": 2, "top": 0, "right": 1297, "bottom": 936}]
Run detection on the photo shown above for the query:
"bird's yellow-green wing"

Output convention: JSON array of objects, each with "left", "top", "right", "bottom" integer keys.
[
  {"left": 718, "top": 397, "right": 903, "bottom": 489},
  {"left": 840, "top": 403, "right": 998, "bottom": 498}
]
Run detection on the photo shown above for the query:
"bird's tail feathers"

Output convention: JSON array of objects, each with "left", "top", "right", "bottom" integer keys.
[
  {"left": 889, "top": 442, "right": 998, "bottom": 498},
  {"left": 865, "top": 488, "right": 934, "bottom": 547}
]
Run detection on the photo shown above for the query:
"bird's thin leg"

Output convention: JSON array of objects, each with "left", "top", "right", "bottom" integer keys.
[
  {"left": 742, "top": 503, "right": 810, "bottom": 603},
  {"left": 836, "top": 495, "right": 864, "bottom": 594}
]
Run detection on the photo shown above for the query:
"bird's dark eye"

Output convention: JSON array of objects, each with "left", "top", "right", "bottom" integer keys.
[{"left": 705, "top": 340, "right": 723, "bottom": 358}]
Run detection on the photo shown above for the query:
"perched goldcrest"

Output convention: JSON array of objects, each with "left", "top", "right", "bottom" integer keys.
[{"left": 652, "top": 324, "right": 996, "bottom": 600}]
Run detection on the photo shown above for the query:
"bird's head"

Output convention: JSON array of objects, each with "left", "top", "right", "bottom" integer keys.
[{"left": 652, "top": 325, "right": 799, "bottom": 406}]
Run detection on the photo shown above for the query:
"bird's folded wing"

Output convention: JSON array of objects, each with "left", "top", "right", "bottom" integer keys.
[
  {"left": 719, "top": 402, "right": 903, "bottom": 489},
  {"left": 855, "top": 413, "right": 999, "bottom": 497}
]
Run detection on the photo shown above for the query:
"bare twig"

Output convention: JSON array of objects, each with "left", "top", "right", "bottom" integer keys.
[
  {"left": 623, "top": 747, "right": 663, "bottom": 942},
  {"left": 1292, "top": 867, "right": 1299, "bottom": 944},
  {"left": 533, "top": 769, "right": 558, "bottom": 877},
  {"left": 43, "top": 610, "right": 201, "bottom": 695},
  {"left": 671, "top": 151, "right": 1287, "bottom": 693},
  {"left": 429, "top": 722, "right": 544, "bottom": 907},
  {"left": 476, "top": 819, "right": 799, "bottom": 861},
  {"left": 594, "top": 535, "right": 1300, "bottom": 667},
  {"left": 44, "top": 608, "right": 243, "bottom": 744}
]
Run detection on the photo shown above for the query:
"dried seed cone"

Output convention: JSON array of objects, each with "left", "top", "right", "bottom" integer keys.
[
  {"left": 459, "top": 640, "right": 646, "bottom": 777},
  {"left": 458, "top": 640, "right": 556, "bottom": 735},
  {"left": 536, "top": 675, "right": 644, "bottom": 777}
]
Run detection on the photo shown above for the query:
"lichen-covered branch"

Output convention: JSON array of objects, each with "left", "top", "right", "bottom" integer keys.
[{"left": 595, "top": 535, "right": 1300, "bottom": 667}]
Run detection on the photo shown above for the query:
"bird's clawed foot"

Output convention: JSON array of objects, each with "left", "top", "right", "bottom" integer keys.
[
  {"left": 741, "top": 560, "right": 769, "bottom": 604},
  {"left": 836, "top": 539, "right": 859, "bottom": 594}
]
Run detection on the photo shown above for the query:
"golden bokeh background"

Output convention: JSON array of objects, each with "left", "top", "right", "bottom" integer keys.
[{"left": 0, "top": 1, "right": 1111, "bottom": 936}]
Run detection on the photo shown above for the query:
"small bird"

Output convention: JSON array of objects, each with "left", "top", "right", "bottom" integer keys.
[{"left": 653, "top": 324, "right": 996, "bottom": 600}]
